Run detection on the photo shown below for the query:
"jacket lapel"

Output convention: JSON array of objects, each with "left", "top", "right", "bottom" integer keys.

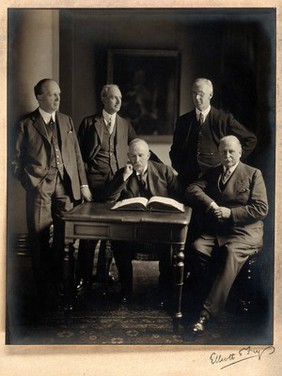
[
  {"left": 32, "top": 110, "right": 49, "bottom": 142},
  {"left": 221, "top": 162, "right": 245, "bottom": 196},
  {"left": 184, "top": 110, "right": 197, "bottom": 145},
  {"left": 56, "top": 112, "right": 71, "bottom": 151},
  {"left": 115, "top": 115, "right": 124, "bottom": 148},
  {"left": 127, "top": 172, "right": 142, "bottom": 197},
  {"left": 146, "top": 161, "right": 159, "bottom": 196},
  {"left": 94, "top": 114, "right": 104, "bottom": 145}
]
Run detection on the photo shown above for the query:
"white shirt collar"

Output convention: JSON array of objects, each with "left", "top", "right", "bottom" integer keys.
[
  {"left": 195, "top": 105, "right": 211, "bottom": 121},
  {"left": 39, "top": 107, "right": 56, "bottom": 124},
  {"left": 136, "top": 165, "right": 148, "bottom": 176},
  {"left": 103, "top": 109, "right": 117, "bottom": 124},
  {"left": 223, "top": 161, "right": 240, "bottom": 174}
]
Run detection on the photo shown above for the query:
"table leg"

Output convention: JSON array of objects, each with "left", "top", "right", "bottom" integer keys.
[
  {"left": 172, "top": 244, "right": 185, "bottom": 332},
  {"left": 63, "top": 241, "right": 75, "bottom": 315},
  {"left": 102, "top": 240, "right": 113, "bottom": 295}
]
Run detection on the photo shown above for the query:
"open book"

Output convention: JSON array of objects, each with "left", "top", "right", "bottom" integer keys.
[{"left": 110, "top": 196, "right": 185, "bottom": 213}]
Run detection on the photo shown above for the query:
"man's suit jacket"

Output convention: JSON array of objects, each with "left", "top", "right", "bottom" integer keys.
[
  {"left": 77, "top": 113, "right": 136, "bottom": 179},
  {"left": 106, "top": 160, "right": 181, "bottom": 203},
  {"left": 185, "top": 162, "right": 268, "bottom": 248},
  {"left": 169, "top": 106, "right": 257, "bottom": 185},
  {"left": 13, "top": 109, "right": 87, "bottom": 201}
]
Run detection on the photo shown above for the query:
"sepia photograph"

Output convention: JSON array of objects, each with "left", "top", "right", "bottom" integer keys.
[{"left": 1, "top": 2, "right": 281, "bottom": 376}]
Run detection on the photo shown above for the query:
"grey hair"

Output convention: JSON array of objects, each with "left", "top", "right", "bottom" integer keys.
[
  {"left": 193, "top": 78, "right": 213, "bottom": 96},
  {"left": 219, "top": 135, "right": 242, "bottom": 151},
  {"left": 129, "top": 138, "right": 149, "bottom": 149},
  {"left": 101, "top": 84, "right": 120, "bottom": 99}
]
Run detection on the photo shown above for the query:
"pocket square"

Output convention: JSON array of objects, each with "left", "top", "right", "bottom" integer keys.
[{"left": 67, "top": 130, "right": 73, "bottom": 134}]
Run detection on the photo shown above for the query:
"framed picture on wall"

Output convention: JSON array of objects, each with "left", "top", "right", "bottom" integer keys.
[{"left": 107, "top": 49, "right": 180, "bottom": 141}]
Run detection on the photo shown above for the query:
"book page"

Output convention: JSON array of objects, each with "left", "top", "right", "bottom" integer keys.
[
  {"left": 147, "top": 196, "right": 185, "bottom": 212},
  {"left": 111, "top": 197, "right": 148, "bottom": 210}
]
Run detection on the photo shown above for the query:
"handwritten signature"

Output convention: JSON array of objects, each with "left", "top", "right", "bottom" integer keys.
[{"left": 210, "top": 346, "right": 275, "bottom": 370}]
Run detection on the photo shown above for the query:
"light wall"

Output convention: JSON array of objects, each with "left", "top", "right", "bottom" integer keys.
[{"left": 8, "top": 9, "right": 60, "bottom": 234}]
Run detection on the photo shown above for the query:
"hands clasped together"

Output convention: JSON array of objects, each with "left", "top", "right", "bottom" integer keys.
[{"left": 209, "top": 201, "right": 231, "bottom": 222}]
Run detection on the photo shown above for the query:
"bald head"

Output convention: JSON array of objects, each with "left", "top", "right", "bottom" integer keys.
[{"left": 218, "top": 136, "right": 242, "bottom": 168}]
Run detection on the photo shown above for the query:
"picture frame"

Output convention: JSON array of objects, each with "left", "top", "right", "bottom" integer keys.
[{"left": 107, "top": 49, "right": 180, "bottom": 142}]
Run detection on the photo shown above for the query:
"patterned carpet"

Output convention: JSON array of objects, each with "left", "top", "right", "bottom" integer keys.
[{"left": 6, "top": 253, "right": 273, "bottom": 345}]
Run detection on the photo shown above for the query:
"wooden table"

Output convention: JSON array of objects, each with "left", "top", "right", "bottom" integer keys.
[{"left": 61, "top": 202, "right": 192, "bottom": 331}]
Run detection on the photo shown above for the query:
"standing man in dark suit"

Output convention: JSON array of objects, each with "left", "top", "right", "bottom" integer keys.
[
  {"left": 170, "top": 78, "right": 257, "bottom": 187},
  {"left": 185, "top": 136, "right": 268, "bottom": 335},
  {"left": 76, "top": 84, "right": 137, "bottom": 292},
  {"left": 106, "top": 138, "right": 182, "bottom": 304},
  {"left": 12, "top": 78, "right": 92, "bottom": 301}
]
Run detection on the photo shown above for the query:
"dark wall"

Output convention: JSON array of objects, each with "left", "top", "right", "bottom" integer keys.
[
  {"left": 59, "top": 8, "right": 275, "bottom": 212},
  {"left": 59, "top": 8, "right": 275, "bottom": 314}
]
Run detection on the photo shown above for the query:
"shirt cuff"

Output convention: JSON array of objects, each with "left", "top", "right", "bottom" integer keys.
[{"left": 80, "top": 185, "right": 89, "bottom": 188}]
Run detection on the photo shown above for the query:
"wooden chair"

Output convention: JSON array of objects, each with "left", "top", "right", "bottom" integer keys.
[{"left": 229, "top": 252, "right": 261, "bottom": 313}]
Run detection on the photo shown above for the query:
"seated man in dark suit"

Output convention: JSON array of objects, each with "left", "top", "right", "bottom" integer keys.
[
  {"left": 185, "top": 135, "right": 268, "bottom": 335},
  {"left": 106, "top": 138, "right": 183, "bottom": 304}
]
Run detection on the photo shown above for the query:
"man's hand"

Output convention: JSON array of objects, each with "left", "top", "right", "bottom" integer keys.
[
  {"left": 123, "top": 162, "right": 134, "bottom": 181},
  {"left": 213, "top": 206, "right": 232, "bottom": 221},
  {"left": 208, "top": 202, "right": 231, "bottom": 222},
  {"left": 81, "top": 186, "right": 93, "bottom": 202},
  {"left": 208, "top": 201, "right": 220, "bottom": 213}
]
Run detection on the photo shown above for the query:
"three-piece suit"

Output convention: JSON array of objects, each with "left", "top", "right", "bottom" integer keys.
[
  {"left": 185, "top": 161, "right": 268, "bottom": 316},
  {"left": 13, "top": 108, "right": 87, "bottom": 290},
  {"left": 76, "top": 113, "right": 136, "bottom": 283},
  {"left": 77, "top": 113, "right": 137, "bottom": 198},
  {"left": 170, "top": 106, "right": 257, "bottom": 186}
]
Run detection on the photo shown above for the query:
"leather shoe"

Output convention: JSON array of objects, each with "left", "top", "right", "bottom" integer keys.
[
  {"left": 120, "top": 296, "right": 128, "bottom": 304},
  {"left": 76, "top": 278, "right": 90, "bottom": 295},
  {"left": 108, "top": 273, "right": 116, "bottom": 285},
  {"left": 192, "top": 311, "right": 210, "bottom": 335},
  {"left": 120, "top": 293, "right": 133, "bottom": 304}
]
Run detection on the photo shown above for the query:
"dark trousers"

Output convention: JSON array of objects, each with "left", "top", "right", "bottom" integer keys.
[
  {"left": 75, "top": 179, "right": 112, "bottom": 283},
  {"left": 76, "top": 239, "right": 109, "bottom": 283},
  {"left": 111, "top": 241, "right": 173, "bottom": 296},
  {"left": 26, "top": 171, "right": 73, "bottom": 294}
]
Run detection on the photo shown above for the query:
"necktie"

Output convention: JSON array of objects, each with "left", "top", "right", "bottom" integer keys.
[
  {"left": 137, "top": 172, "right": 148, "bottom": 196},
  {"left": 107, "top": 117, "right": 112, "bottom": 134},
  {"left": 49, "top": 118, "right": 55, "bottom": 130},
  {"left": 199, "top": 112, "right": 204, "bottom": 126},
  {"left": 46, "top": 118, "right": 55, "bottom": 138},
  {"left": 138, "top": 173, "right": 146, "bottom": 186},
  {"left": 221, "top": 168, "right": 231, "bottom": 184}
]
